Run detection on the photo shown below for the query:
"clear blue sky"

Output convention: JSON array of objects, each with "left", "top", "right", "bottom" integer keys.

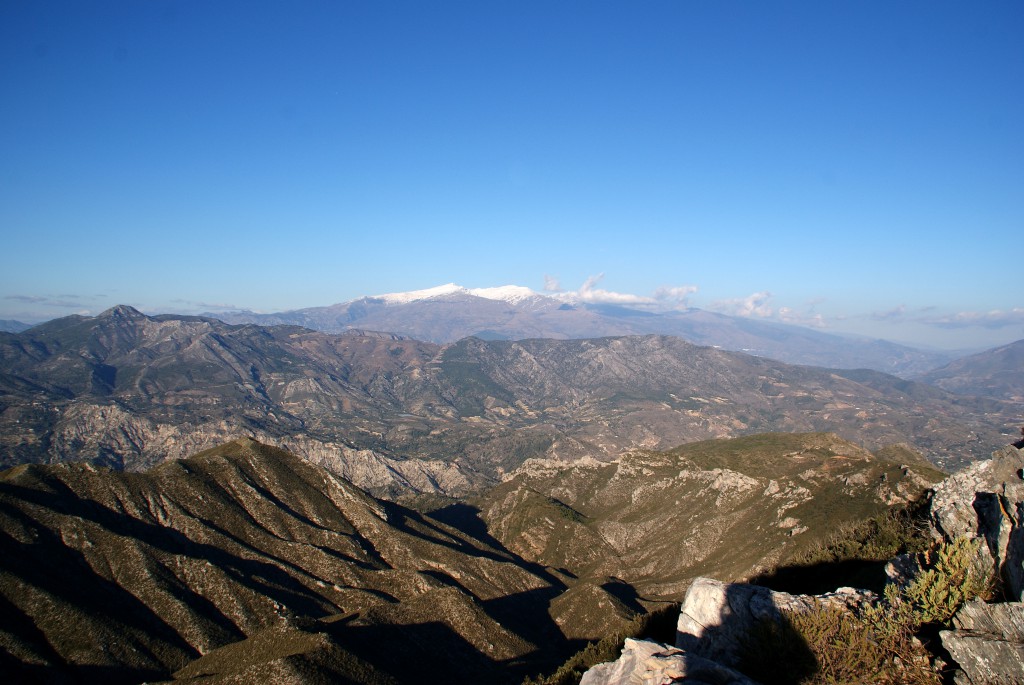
[{"left": 1, "top": 0, "right": 1021, "bottom": 349}]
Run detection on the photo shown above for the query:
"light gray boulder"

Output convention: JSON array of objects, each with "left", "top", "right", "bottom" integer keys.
[
  {"left": 940, "top": 599, "right": 1024, "bottom": 685},
  {"left": 675, "top": 577, "right": 873, "bottom": 668},
  {"left": 578, "top": 638, "right": 759, "bottom": 685}
]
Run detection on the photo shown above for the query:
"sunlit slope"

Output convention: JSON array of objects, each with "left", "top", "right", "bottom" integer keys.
[{"left": 479, "top": 432, "right": 945, "bottom": 600}]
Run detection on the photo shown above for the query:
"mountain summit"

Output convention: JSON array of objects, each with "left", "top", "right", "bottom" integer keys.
[
  {"left": 206, "top": 284, "right": 954, "bottom": 375},
  {"left": 373, "top": 283, "right": 544, "bottom": 306}
]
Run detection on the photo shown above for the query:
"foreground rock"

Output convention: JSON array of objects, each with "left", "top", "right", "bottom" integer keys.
[
  {"left": 579, "top": 638, "right": 757, "bottom": 685},
  {"left": 577, "top": 577, "right": 874, "bottom": 684},
  {"left": 578, "top": 443, "right": 1024, "bottom": 685},
  {"left": 941, "top": 600, "right": 1024, "bottom": 685},
  {"left": 929, "top": 445, "right": 1024, "bottom": 600},
  {"left": 675, "top": 577, "right": 872, "bottom": 669}
]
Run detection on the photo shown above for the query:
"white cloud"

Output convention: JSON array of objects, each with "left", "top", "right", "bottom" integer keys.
[
  {"left": 709, "top": 292, "right": 825, "bottom": 328},
  {"left": 173, "top": 299, "right": 241, "bottom": 312},
  {"left": 711, "top": 291, "right": 774, "bottom": 318},
  {"left": 547, "top": 274, "right": 700, "bottom": 309},
  {"left": 925, "top": 308, "right": 1024, "bottom": 329},
  {"left": 572, "top": 274, "right": 655, "bottom": 305},
  {"left": 653, "top": 284, "right": 699, "bottom": 309},
  {"left": 776, "top": 306, "right": 826, "bottom": 328}
]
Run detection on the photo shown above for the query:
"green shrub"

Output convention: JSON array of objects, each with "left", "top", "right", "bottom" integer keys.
[{"left": 903, "top": 536, "right": 993, "bottom": 624}]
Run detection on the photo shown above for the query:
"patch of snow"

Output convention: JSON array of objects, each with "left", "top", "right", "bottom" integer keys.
[
  {"left": 373, "top": 283, "right": 546, "bottom": 306},
  {"left": 469, "top": 285, "right": 541, "bottom": 304},
  {"left": 374, "top": 283, "right": 467, "bottom": 304}
]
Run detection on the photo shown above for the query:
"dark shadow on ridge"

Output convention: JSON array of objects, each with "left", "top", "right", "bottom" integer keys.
[
  {"left": 600, "top": 578, "right": 648, "bottom": 615},
  {"left": 428, "top": 502, "right": 506, "bottom": 550},
  {"left": 748, "top": 558, "right": 889, "bottom": 595}
]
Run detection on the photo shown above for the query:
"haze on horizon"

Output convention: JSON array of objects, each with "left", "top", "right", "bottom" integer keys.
[{"left": 1, "top": 1, "right": 1021, "bottom": 351}]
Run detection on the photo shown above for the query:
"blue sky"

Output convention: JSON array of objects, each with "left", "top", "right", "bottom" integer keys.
[{"left": 1, "top": 1, "right": 1021, "bottom": 350}]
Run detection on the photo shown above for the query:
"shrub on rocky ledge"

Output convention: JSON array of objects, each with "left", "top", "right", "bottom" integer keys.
[{"left": 739, "top": 536, "right": 993, "bottom": 685}]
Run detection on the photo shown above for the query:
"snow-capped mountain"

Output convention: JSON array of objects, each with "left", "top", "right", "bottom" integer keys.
[
  {"left": 206, "top": 284, "right": 956, "bottom": 376},
  {"left": 374, "top": 283, "right": 545, "bottom": 307}
]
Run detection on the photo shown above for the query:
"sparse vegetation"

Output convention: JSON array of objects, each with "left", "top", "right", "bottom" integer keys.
[
  {"left": 739, "top": 536, "right": 994, "bottom": 685},
  {"left": 751, "top": 494, "right": 933, "bottom": 594},
  {"left": 739, "top": 592, "right": 939, "bottom": 685},
  {"left": 798, "top": 500, "right": 931, "bottom": 563}
]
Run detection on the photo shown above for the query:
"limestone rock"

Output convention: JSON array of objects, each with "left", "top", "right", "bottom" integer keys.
[
  {"left": 674, "top": 577, "right": 873, "bottom": 668},
  {"left": 578, "top": 638, "right": 759, "bottom": 685},
  {"left": 930, "top": 445, "right": 1024, "bottom": 600},
  {"left": 940, "top": 600, "right": 1024, "bottom": 685}
]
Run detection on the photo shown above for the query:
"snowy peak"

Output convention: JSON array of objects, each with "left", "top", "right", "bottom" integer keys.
[
  {"left": 468, "top": 285, "right": 542, "bottom": 304},
  {"left": 373, "top": 283, "right": 543, "bottom": 306},
  {"left": 374, "top": 283, "right": 467, "bottom": 304}
]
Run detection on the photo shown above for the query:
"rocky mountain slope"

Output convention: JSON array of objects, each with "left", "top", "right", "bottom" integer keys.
[
  {"left": 475, "top": 433, "right": 944, "bottom": 605},
  {"left": 578, "top": 442, "right": 1024, "bottom": 685},
  {"left": 207, "top": 284, "right": 954, "bottom": 376},
  {"left": 914, "top": 338, "right": 1024, "bottom": 403},
  {"left": 1, "top": 308, "right": 1014, "bottom": 492},
  {"left": 0, "top": 438, "right": 576, "bottom": 684},
  {"left": 0, "top": 434, "right": 944, "bottom": 684}
]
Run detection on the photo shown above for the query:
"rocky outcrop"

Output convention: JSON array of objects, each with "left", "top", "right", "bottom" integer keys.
[
  {"left": 37, "top": 402, "right": 485, "bottom": 498},
  {"left": 579, "top": 444, "right": 1024, "bottom": 685},
  {"left": 579, "top": 638, "right": 757, "bottom": 685},
  {"left": 930, "top": 445, "right": 1024, "bottom": 600},
  {"left": 577, "top": 578, "right": 874, "bottom": 685},
  {"left": 941, "top": 600, "right": 1024, "bottom": 685},
  {"left": 481, "top": 433, "right": 941, "bottom": 605},
  {"left": 675, "top": 577, "right": 872, "bottom": 669}
]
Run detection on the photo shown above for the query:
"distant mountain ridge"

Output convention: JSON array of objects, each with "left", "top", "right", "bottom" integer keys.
[
  {"left": 205, "top": 284, "right": 955, "bottom": 376},
  {"left": 913, "top": 338, "right": 1024, "bottom": 403},
  {"left": 0, "top": 306, "right": 1016, "bottom": 486},
  {"left": 0, "top": 319, "right": 31, "bottom": 333}
]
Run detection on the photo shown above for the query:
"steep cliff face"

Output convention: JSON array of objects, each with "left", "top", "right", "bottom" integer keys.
[
  {"left": 0, "top": 439, "right": 570, "bottom": 684},
  {"left": 2, "top": 308, "right": 1013, "bottom": 494},
  {"left": 478, "top": 433, "right": 945, "bottom": 601}
]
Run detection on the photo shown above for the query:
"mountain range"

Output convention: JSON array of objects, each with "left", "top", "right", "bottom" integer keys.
[
  {"left": 204, "top": 284, "right": 958, "bottom": 377},
  {"left": 0, "top": 307, "right": 1017, "bottom": 490},
  {"left": 0, "top": 433, "right": 942, "bottom": 684}
]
